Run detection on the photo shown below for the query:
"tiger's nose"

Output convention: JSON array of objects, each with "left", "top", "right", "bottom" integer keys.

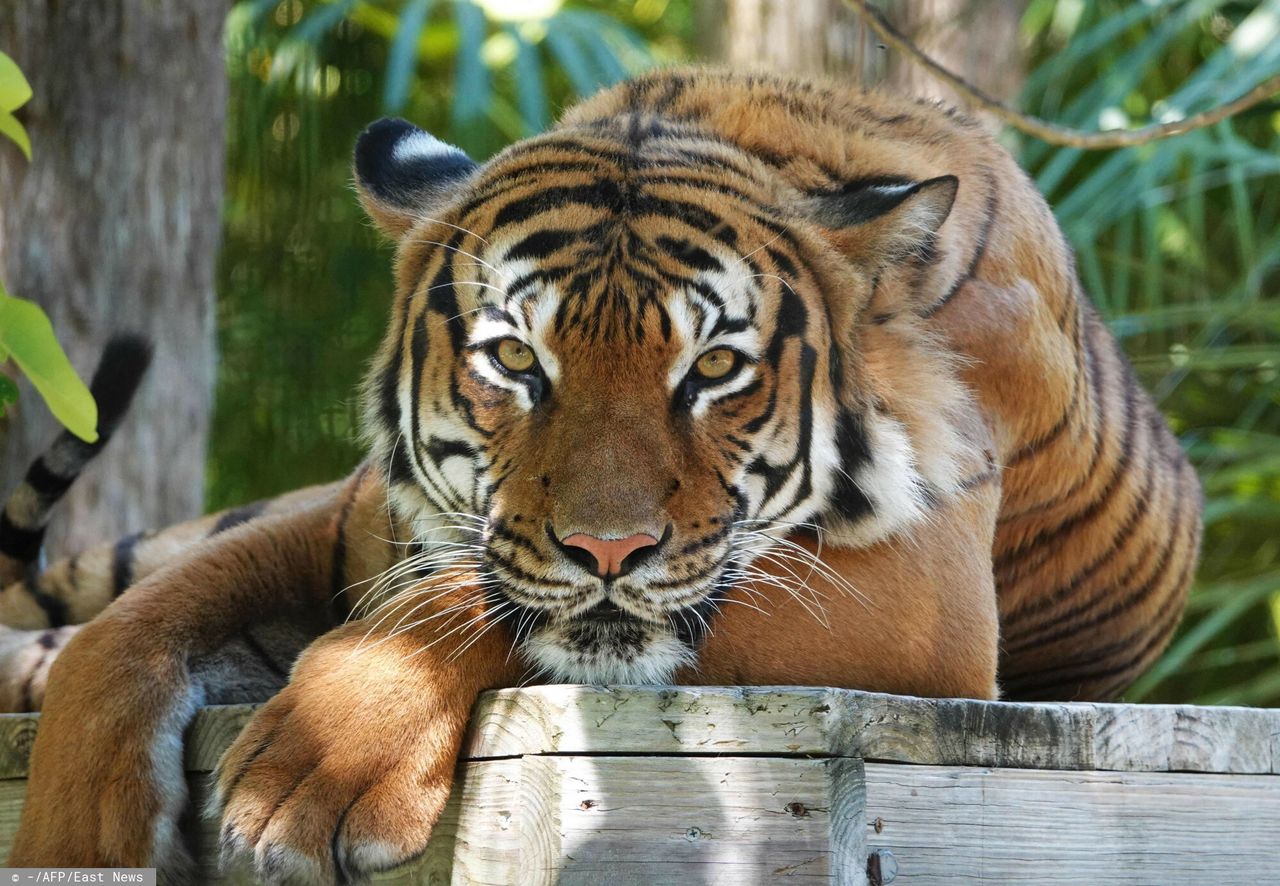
[{"left": 559, "top": 532, "right": 661, "bottom": 578}]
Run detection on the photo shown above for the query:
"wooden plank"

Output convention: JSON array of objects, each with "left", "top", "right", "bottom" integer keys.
[
  {"left": 181, "top": 754, "right": 866, "bottom": 884},
  {"left": 862, "top": 762, "right": 1280, "bottom": 883},
  {"left": 507, "top": 755, "right": 866, "bottom": 885},
  {"left": 1090, "top": 703, "right": 1280, "bottom": 773},
  {"left": 461, "top": 686, "right": 1280, "bottom": 774},
  {"left": 0, "top": 713, "right": 38, "bottom": 780},
  {"left": 5, "top": 687, "right": 1279, "bottom": 779},
  {"left": 462, "top": 686, "right": 844, "bottom": 759},
  {"left": 0, "top": 779, "right": 24, "bottom": 854}
]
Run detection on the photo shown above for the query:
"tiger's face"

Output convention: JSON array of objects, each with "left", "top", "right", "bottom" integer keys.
[{"left": 355, "top": 115, "right": 964, "bottom": 683}]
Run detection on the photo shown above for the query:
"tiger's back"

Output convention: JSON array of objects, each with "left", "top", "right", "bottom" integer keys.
[{"left": 565, "top": 69, "right": 1201, "bottom": 700}]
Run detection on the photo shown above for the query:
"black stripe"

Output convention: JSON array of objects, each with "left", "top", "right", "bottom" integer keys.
[
  {"left": 654, "top": 236, "right": 722, "bottom": 273},
  {"left": 1004, "top": 561, "right": 1190, "bottom": 701},
  {"left": 0, "top": 513, "right": 46, "bottom": 562},
  {"left": 828, "top": 409, "right": 874, "bottom": 523},
  {"left": 1004, "top": 410, "right": 1163, "bottom": 633},
  {"left": 25, "top": 458, "right": 77, "bottom": 499},
  {"left": 921, "top": 177, "right": 998, "bottom": 318},
  {"left": 998, "top": 323, "right": 1107, "bottom": 525},
  {"left": 484, "top": 547, "right": 578, "bottom": 590},
  {"left": 1002, "top": 311, "right": 1091, "bottom": 471},
  {"left": 995, "top": 365, "right": 1140, "bottom": 576},
  {"left": 212, "top": 501, "right": 268, "bottom": 535},
  {"left": 29, "top": 580, "right": 68, "bottom": 629},
  {"left": 489, "top": 521, "right": 542, "bottom": 559},
  {"left": 493, "top": 181, "right": 628, "bottom": 228},
  {"left": 1007, "top": 476, "right": 1188, "bottom": 656},
  {"left": 111, "top": 530, "right": 145, "bottom": 596}
]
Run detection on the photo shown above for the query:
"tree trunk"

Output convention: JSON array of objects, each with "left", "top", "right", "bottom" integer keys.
[
  {"left": 705, "top": 0, "right": 1026, "bottom": 123},
  {"left": 0, "top": 2, "right": 225, "bottom": 556}
]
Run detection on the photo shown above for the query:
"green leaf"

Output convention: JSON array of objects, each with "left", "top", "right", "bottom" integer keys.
[
  {"left": 383, "top": 0, "right": 432, "bottom": 113},
  {"left": 0, "top": 109, "right": 31, "bottom": 160},
  {"left": 557, "top": 11, "right": 629, "bottom": 84},
  {"left": 450, "top": 0, "right": 491, "bottom": 147},
  {"left": 508, "top": 24, "right": 548, "bottom": 135},
  {"left": 0, "top": 374, "right": 18, "bottom": 417},
  {"left": 0, "top": 51, "right": 32, "bottom": 113},
  {"left": 544, "top": 17, "right": 596, "bottom": 96},
  {"left": 0, "top": 287, "right": 97, "bottom": 442}
]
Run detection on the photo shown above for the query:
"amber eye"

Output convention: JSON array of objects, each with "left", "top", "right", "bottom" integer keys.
[
  {"left": 494, "top": 338, "right": 537, "bottom": 373},
  {"left": 694, "top": 348, "right": 738, "bottom": 381}
]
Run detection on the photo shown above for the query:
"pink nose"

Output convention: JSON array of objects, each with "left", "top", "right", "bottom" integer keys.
[{"left": 561, "top": 533, "right": 660, "bottom": 578}]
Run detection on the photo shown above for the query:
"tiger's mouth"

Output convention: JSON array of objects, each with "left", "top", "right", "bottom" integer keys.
[
  {"left": 498, "top": 591, "right": 719, "bottom": 684},
  {"left": 518, "top": 601, "right": 698, "bottom": 684}
]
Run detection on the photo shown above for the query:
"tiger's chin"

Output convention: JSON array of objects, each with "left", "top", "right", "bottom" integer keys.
[{"left": 522, "top": 612, "right": 695, "bottom": 684}]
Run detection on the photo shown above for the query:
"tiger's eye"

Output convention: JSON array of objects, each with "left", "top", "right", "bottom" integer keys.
[
  {"left": 496, "top": 339, "right": 536, "bottom": 373},
  {"left": 694, "top": 348, "right": 737, "bottom": 380}
]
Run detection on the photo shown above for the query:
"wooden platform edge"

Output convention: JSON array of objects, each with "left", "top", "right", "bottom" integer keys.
[
  {"left": 0, "top": 685, "right": 1276, "bottom": 780},
  {"left": 457, "top": 685, "right": 1280, "bottom": 775}
]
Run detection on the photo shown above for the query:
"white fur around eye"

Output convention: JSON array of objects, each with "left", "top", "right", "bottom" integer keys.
[
  {"left": 689, "top": 364, "right": 758, "bottom": 419},
  {"left": 526, "top": 288, "right": 563, "bottom": 385}
]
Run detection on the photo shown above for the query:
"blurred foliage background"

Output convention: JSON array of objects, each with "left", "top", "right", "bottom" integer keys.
[{"left": 212, "top": 0, "right": 1280, "bottom": 706}]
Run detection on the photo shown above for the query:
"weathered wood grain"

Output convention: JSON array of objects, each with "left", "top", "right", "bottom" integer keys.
[
  {"left": 862, "top": 763, "right": 1280, "bottom": 883},
  {"left": 3, "top": 687, "right": 1277, "bottom": 779},
  {"left": 447, "top": 754, "right": 867, "bottom": 885},
  {"left": 183, "top": 754, "right": 866, "bottom": 884},
  {"left": 462, "top": 686, "right": 1280, "bottom": 774}
]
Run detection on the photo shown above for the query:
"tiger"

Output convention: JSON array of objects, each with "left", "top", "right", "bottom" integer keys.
[{"left": 6, "top": 68, "right": 1201, "bottom": 880}]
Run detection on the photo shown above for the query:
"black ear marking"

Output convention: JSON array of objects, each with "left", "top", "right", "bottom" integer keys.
[
  {"left": 354, "top": 117, "right": 478, "bottom": 211},
  {"left": 805, "top": 175, "right": 959, "bottom": 231}
]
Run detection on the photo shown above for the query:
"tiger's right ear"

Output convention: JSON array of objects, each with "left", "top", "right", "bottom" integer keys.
[
  {"left": 354, "top": 118, "right": 480, "bottom": 238},
  {"left": 801, "top": 175, "right": 958, "bottom": 267}
]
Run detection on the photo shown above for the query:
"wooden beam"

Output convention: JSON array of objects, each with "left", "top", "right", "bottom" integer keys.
[
  {"left": 459, "top": 686, "right": 1280, "bottom": 774},
  {"left": 863, "top": 762, "right": 1280, "bottom": 882}
]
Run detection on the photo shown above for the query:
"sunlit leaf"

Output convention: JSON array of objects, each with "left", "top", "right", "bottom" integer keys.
[
  {"left": 0, "top": 109, "right": 31, "bottom": 160},
  {"left": 0, "top": 287, "right": 97, "bottom": 442},
  {"left": 0, "top": 51, "right": 32, "bottom": 112}
]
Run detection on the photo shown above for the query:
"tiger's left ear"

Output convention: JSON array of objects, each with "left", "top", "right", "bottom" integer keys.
[
  {"left": 354, "top": 118, "right": 480, "bottom": 238},
  {"left": 802, "top": 175, "right": 958, "bottom": 266}
]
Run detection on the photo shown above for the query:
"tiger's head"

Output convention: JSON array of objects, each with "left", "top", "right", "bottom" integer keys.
[{"left": 354, "top": 108, "right": 980, "bottom": 683}]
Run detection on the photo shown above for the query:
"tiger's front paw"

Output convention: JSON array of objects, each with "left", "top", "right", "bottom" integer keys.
[{"left": 212, "top": 626, "right": 470, "bottom": 884}]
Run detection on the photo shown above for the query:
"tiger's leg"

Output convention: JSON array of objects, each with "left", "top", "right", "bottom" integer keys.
[
  {"left": 0, "top": 484, "right": 341, "bottom": 714},
  {"left": 8, "top": 493, "right": 345, "bottom": 875},
  {"left": 684, "top": 474, "right": 1003, "bottom": 700},
  {"left": 213, "top": 580, "right": 523, "bottom": 883}
]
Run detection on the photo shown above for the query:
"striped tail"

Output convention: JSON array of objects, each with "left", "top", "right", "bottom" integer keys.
[{"left": 0, "top": 334, "right": 153, "bottom": 585}]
